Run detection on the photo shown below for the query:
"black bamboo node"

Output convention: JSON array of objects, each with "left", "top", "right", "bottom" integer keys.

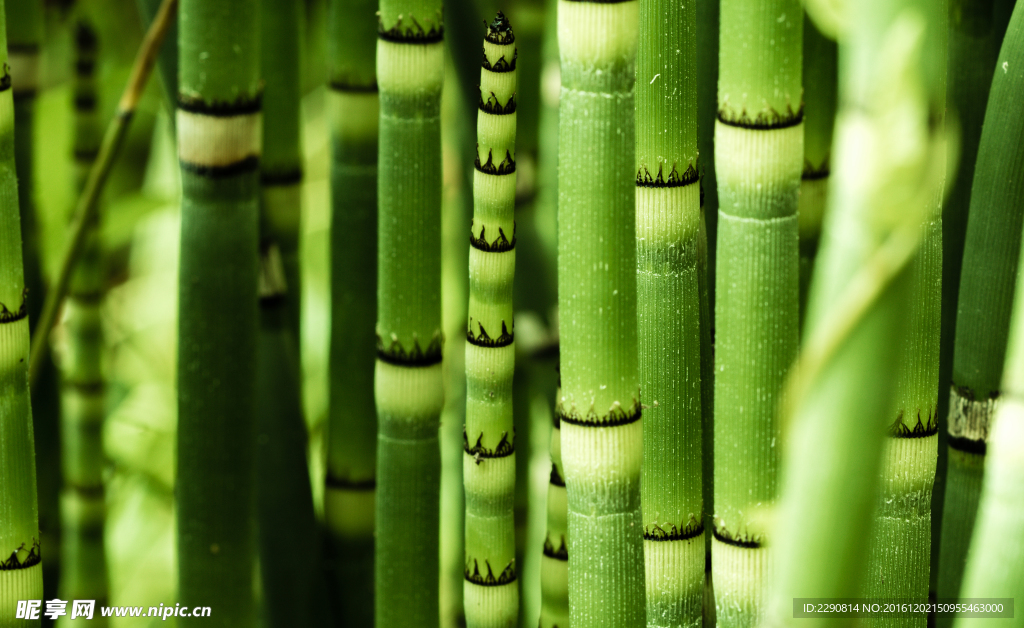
[
  {"left": 636, "top": 162, "right": 699, "bottom": 188},
  {"left": 177, "top": 92, "right": 263, "bottom": 116},
  {"left": 802, "top": 157, "right": 831, "bottom": 180},
  {"left": 325, "top": 476, "right": 376, "bottom": 491},
  {"left": 0, "top": 289, "right": 28, "bottom": 324},
  {"left": 712, "top": 524, "right": 763, "bottom": 549},
  {"left": 549, "top": 463, "right": 565, "bottom": 487},
  {"left": 464, "top": 558, "right": 517, "bottom": 586},
  {"left": 482, "top": 47, "right": 518, "bottom": 73},
  {"left": 179, "top": 155, "right": 261, "bottom": 179},
  {"left": 542, "top": 536, "right": 568, "bottom": 561},
  {"left": 478, "top": 91, "right": 517, "bottom": 115},
  {"left": 0, "top": 541, "right": 41, "bottom": 571},
  {"left": 888, "top": 409, "right": 939, "bottom": 438},
  {"left": 557, "top": 399, "right": 642, "bottom": 428},
  {"left": 469, "top": 222, "right": 517, "bottom": 252},
  {"left": 474, "top": 148, "right": 517, "bottom": 175},
  {"left": 377, "top": 14, "right": 444, "bottom": 44},
  {"left": 467, "top": 319, "right": 515, "bottom": 347},
  {"left": 376, "top": 333, "right": 444, "bottom": 367},
  {"left": 463, "top": 428, "right": 515, "bottom": 461},
  {"left": 643, "top": 518, "right": 705, "bottom": 542},
  {"left": 0, "top": 69, "right": 11, "bottom": 92},
  {"left": 717, "top": 103, "right": 805, "bottom": 130}
]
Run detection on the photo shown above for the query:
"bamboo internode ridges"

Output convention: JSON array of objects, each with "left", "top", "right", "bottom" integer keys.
[
  {"left": 175, "top": 1, "right": 262, "bottom": 625},
  {"left": 326, "top": 0, "right": 378, "bottom": 622},
  {"left": 462, "top": 19, "right": 519, "bottom": 627},
  {"left": 635, "top": 0, "right": 705, "bottom": 623},
  {"left": 557, "top": 0, "right": 645, "bottom": 626},
  {"left": 374, "top": 0, "right": 445, "bottom": 626},
  {"left": 0, "top": 0, "right": 44, "bottom": 619}
]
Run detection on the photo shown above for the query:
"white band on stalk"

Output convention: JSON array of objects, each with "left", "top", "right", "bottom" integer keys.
[
  {"left": 557, "top": 0, "right": 639, "bottom": 66},
  {"left": 948, "top": 385, "right": 996, "bottom": 443},
  {"left": 377, "top": 40, "right": 444, "bottom": 94},
  {"left": 329, "top": 89, "right": 379, "bottom": 145},
  {"left": 177, "top": 109, "right": 263, "bottom": 167}
]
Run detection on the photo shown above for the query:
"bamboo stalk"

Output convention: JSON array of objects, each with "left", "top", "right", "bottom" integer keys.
[
  {"left": 952, "top": 14, "right": 1024, "bottom": 607},
  {"left": 255, "top": 246, "right": 319, "bottom": 628},
  {"left": 135, "top": 0, "right": 179, "bottom": 116},
  {"left": 711, "top": 0, "right": 802, "bottom": 624},
  {"left": 56, "top": 19, "right": 109, "bottom": 620},
  {"left": 766, "top": 2, "right": 950, "bottom": 626},
  {"left": 539, "top": 383, "right": 568, "bottom": 628},
  {"left": 938, "top": 0, "right": 1023, "bottom": 608},
  {"left": 798, "top": 15, "right": 836, "bottom": 330},
  {"left": 462, "top": 14, "right": 519, "bottom": 628},
  {"left": 253, "top": 1, "right": 318, "bottom": 626},
  {"left": 324, "top": 0, "right": 377, "bottom": 623},
  {"left": 556, "top": 2, "right": 644, "bottom": 626},
  {"left": 374, "top": 0, "right": 445, "bottom": 625},
  {"left": 28, "top": 0, "right": 178, "bottom": 387},
  {"left": 0, "top": 0, "right": 44, "bottom": 621},
  {"left": 175, "top": 1, "right": 261, "bottom": 624},
  {"left": 635, "top": 0, "right": 704, "bottom": 625}
]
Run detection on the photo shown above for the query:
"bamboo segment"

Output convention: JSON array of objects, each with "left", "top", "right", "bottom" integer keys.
[
  {"left": 57, "top": 21, "right": 109, "bottom": 621},
  {"left": 712, "top": 0, "right": 802, "bottom": 612},
  {"left": 954, "top": 12, "right": 1024, "bottom": 607},
  {"left": 557, "top": 4, "right": 644, "bottom": 626},
  {"left": 175, "top": 2, "right": 261, "bottom": 625},
  {"left": 635, "top": 0, "right": 704, "bottom": 624},
  {"left": 325, "top": 0, "right": 377, "bottom": 623},
  {"left": 939, "top": 0, "right": 1024, "bottom": 607},
  {"left": 374, "top": 1, "right": 445, "bottom": 626},
  {"left": 539, "top": 403, "right": 568, "bottom": 628},
  {"left": 0, "top": 0, "right": 43, "bottom": 623},
  {"left": 463, "top": 14, "right": 519, "bottom": 628},
  {"left": 798, "top": 15, "right": 836, "bottom": 330},
  {"left": 255, "top": 2, "right": 318, "bottom": 626}
]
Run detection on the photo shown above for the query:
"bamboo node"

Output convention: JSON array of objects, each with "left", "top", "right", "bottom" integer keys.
[
  {"left": 716, "top": 103, "right": 804, "bottom": 130},
  {"left": 464, "top": 558, "right": 517, "bottom": 586},
  {"left": 377, "top": 13, "right": 444, "bottom": 44},
  {"left": 643, "top": 517, "right": 704, "bottom": 542},
  {"left": 469, "top": 222, "right": 517, "bottom": 253},
  {"left": 0, "top": 541, "right": 41, "bottom": 571},
  {"left": 482, "top": 48, "right": 518, "bottom": 73},
  {"left": 485, "top": 11, "right": 515, "bottom": 45},
  {"left": 467, "top": 320, "right": 515, "bottom": 347},
  {"left": 542, "top": 536, "right": 568, "bottom": 561},
  {"left": 887, "top": 408, "right": 939, "bottom": 438},
  {"left": 375, "top": 333, "right": 444, "bottom": 366},
  {"left": 0, "top": 289, "right": 29, "bottom": 324},
  {"left": 636, "top": 162, "right": 699, "bottom": 188},
  {"left": 463, "top": 428, "right": 515, "bottom": 461}
]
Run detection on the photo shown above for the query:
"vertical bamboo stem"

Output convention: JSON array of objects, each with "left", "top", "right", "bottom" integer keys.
[{"left": 175, "top": 1, "right": 261, "bottom": 623}]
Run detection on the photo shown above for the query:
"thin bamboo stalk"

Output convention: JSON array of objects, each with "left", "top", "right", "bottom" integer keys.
[
  {"left": 635, "top": 0, "right": 704, "bottom": 625},
  {"left": 798, "top": 15, "right": 836, "bottom": 330},
  {"left": 175, "top": 1, "right": 261, "bottom": 624},
  {"left": 374, "top": 0, "right": 445, "bottom": 625},
  {"left": 0, "top": 0, "right": 44, "bottom": 621},
  {"left": 556, "top": 2, "right": 644, "bottom": 626},
  {"left": 462, "top": 14, "right": 519, "bottom": 628},
  {"left": 952, "top": 13, "right": 1024, "bottom": 605},
  {"left": 938, "top": 0, "right": 1023, "bottom": 608},
  {"left": 56, "top": 19, "right": 109, "bottom": 620},
  {"left": 539, "top": 384, "right": 568, "bottom": 628},
  {"left": 712, "top": 0, "right": 802, "bottom": 624},
  {"left": 324, "top": 0, "right": 377, "bottom": 624}
]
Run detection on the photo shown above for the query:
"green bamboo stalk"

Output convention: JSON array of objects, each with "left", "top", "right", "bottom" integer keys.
[
  {"left": 175, "top": 1, "right": 261, "bottom": 624},
  {"left": 255, "top": 246, "right": 318, "bottom": 628},
  {"left": 798, "top": 15, "right": 836, "bottom": 329},
  {"left": 136, "top": 0, "right": 179, "bottom": 116},
  {"left": 940, "top": 0, "right": 1024, "bottom": 613},
  {"left": 635, "top": 0, "right": 704, "bottom": 625},
  {"left": 462, "top": 14, "right": 519, "bottom": 628},
  {"left": 712, "top": 0, "right": 802, "bottom": 624},
  {"left": 324, "top": 0, "right": 377, "bottom": 624},
  {"left": 56, "top": 19, "right": 109, "bottom": 620},
  {"left": 374, "top": 0, "right": 445, "bottom": 625},
  {"left": 260, "top": 0, "right": 303, "bottom": 341},
  {"left": 952, "top": 14, "right": 1024, "bottom": 609},
  {"left": 556, "top": 2, "right": 644, "bottom": 626},
  {"left": 539, "top": 383, "right": 568, "bottom": 628},
  {"left": 253, "top": 2, "right": 317, "bottom": 625},
  {"left": 933, "top": 0, "right": 1014, "bottom": 599},
  {"left": 766, "top": 1, "right": 950, "bottom": 625},
  {"left": 0, "top": 0, "right": 44, "bottom": 622}
]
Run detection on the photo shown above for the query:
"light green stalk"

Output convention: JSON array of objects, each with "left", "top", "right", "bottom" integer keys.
[
  {"left": 938, "top": 0, "right": 1023, "bottom": 609},
  {"left": 374, "top": 0, "right": 445, "bottom": 625},
  {"left": 952, "top": 14, "right": 1024, "bottom": 610},
  {"left": 176, "top": 1, "right": 261, "bottom": 624},
  {"left": 556, "top": 2, "right": 644, "bottom": 626},
  {"left": 462, "top": 13, "right": 519, "bottom": 628},
  {"left": 255, "top": 1, "right": 318, "bottom": 626},
  {"left": 539, "top": 386, "right": 568, "bottom": 628},
  {"left": 798, "top": 15, "right": 836, "bottom": 329},
  {"left": 766, "top": 1, "right": 950, "bottom": 626},
  {"left": 712, "top": 0, "right": 801, "bottom": 624},
  {"left": 861, "top": 4, "right": 945, "bottom": 621},
  {"left": 0, "top": 1, "right": 43, "bottom": 623},
  {"left": 635, "top": 0, "right": 704, "bottom": 625},
  {"left": 57, "top": 20, "right": 109, "bottom": 621},
  {"left": 324, "top": 0, "right": 377, "bottom": 624}
]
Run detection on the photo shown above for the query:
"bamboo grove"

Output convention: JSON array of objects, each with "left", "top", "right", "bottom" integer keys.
[{"left": 1, "top": 0, "right": 1023, "bottom": 627}]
